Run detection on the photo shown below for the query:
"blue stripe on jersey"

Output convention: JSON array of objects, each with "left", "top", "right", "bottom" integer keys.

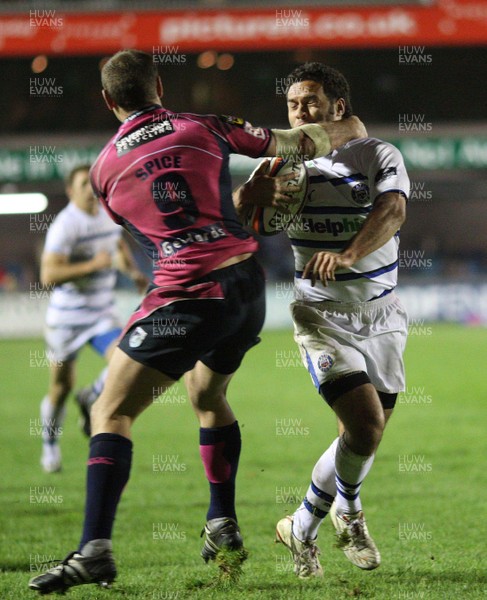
[
  {"left": 368, "top": 287, "right": 395, "bottom": 301},
  {"left": 49, "top": 301, "right": 115, "bottom": 311},
  {"left": 90, "top": 269, "right": 116, "bottom": 279},
  {"left": 295, "top": 260, "right": 398, "bottom": 282},
  {"left": 305, "top": 350, "right": 320, "bottom": 390},
  {"left": 290, "top": 239, "right": 348, "bottom": 249},
  {"left": 64, "top": 268, "right": 115, "bottom": 280},
  {"left": 362, "top": 260, "right": 398, "bottom": 279},
  {"left": 309, "top": 173, "right": 367, "bottom": 186},
  {"left": 47, "top": 323, "right": 102, "bottom": 330},
  {"left": 61, "top": 286, "right": 115, "bottom": 295},
  {"left": 77, "top": 230, "right": 120, "bottom": 243},
  {"left": 301, "top": 206, "right": 371, "bottom": 215}
]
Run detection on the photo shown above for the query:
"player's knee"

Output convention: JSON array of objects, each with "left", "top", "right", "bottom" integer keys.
[
  {"left": 187, "top": 384, "right": 225, "bottom": 411},
  {"left": 90, "top": 397, "right": 133, "bottom": 431},
  {"left": 193, "top": 391, "right": 225, "bottom": 412},
  {"left": 363, "top": 418, "right": 384, "bottom": 453},
  {"left": 323, "top": 372, "right": 385, "bottom": 454},
  {"left": 349, "top": 410, "right": 385, "bottom": 455}
]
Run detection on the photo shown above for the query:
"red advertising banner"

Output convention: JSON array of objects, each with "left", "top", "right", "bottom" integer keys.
[{"left": 0, "top": 1, "right": 486, "bottom": 56}]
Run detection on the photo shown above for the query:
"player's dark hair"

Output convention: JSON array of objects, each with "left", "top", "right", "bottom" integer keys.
[
  {"left": 65, "top": 164, "right": 91, "bottom": 188},
  {"left": 101, "top": 49, "right": 159, "bottom": 111},
  {"left": 286, "top": 62, "right": 353, "bottom": 117}
]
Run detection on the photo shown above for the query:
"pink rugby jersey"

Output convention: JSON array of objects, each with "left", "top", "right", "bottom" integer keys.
[{"left": 91, "top": 106, "right": 271, "bottom": 286}]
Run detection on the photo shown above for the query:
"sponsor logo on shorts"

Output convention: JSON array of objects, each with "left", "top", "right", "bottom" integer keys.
[
  {"left": 351, "top": 183, "right": 370, "bottom": 205},
  {"left": 317, "top": 353, "right": 334, "bottom": 372},
  {"left": 129, "top": 326, "right": 148, "bottom": 348}
]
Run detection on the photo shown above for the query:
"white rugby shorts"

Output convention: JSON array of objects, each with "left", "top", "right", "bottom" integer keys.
[
  {"left": 291, "top": 293, "right": 408, "bottom": 394},
  {"left": 45, "top": 315, "right": 121, "bottom": 362}
]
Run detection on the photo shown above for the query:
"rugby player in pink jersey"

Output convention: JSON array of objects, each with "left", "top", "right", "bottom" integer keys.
[{"left": 29, "top": 49, "right": 365, "bottom": 594}]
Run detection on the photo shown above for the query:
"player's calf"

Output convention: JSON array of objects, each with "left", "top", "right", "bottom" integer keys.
[{"left": 325, "top": 377, "right": 385, "bottom": 456}]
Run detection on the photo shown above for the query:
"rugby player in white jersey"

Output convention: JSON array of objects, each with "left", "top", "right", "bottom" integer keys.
[
  {"left": 39, "top": 164, "right": 146, "bottom": 472},
  {"left": 234, "top": 62, "right": 409, "bottom": 578}
]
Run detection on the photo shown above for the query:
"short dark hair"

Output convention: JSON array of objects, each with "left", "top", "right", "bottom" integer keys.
[
  {"left": 286, "top": 62, "right": 353, "bottom": 117},
  {"left": 65, "top": 164, "right": 91, "bottom": 188},
  {"left": 101, "top": 49, "right": 159, "bottom": 111}
]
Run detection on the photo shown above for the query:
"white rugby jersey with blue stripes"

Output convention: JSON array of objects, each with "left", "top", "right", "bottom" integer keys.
[
  {"left": 44, "top": 202, "right": 122, "bottom": 327},
  {"left": 288, "top": 137, "right": 410, "bottom": 303}
]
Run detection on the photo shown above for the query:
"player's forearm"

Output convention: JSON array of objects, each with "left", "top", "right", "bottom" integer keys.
[
  {"left": 340, "top": 194, "right": 406, "bottom": 265},
  {"left": 232, "top": 185, "right": 244, "bottom": 219},
  {"left": 40, "top": 260, "right": 99, "bottom": 285},
  {"left": 268, "top": 117, "right": 367, "bottom": 159},
  {"left": 232, "top": 184, "right": 253, "bottom": 222}
]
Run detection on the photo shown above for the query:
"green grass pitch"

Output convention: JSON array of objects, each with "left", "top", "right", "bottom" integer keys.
[{"left": 0, "top": 324, "right": 486, "bottom": 599}]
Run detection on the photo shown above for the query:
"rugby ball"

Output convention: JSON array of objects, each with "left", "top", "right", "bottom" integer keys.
[{"left": 245, "top": 157, "right": 308, "bottom": 236}]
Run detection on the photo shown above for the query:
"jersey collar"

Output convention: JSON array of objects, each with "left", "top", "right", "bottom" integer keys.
[{"left": 124, "top": 104, "right": 163, "bottom": 122}]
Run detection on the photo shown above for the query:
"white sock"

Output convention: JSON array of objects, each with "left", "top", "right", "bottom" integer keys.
[
  {"left": 334, "top": 436, "right": 375, "bottom": 515},
  {"left": 89, "top": 367, "right": 108, "bottom": 405},
  {"left": 92, "top": 366, "right": 108, "bottom": 396},
  {"left": 81, "top": 539, "right": 112, "bottom": 556},
  {"left": 293, "top": 438, "right": 338, "bottom": 541},
  {"left": 40, "top": 395, "right": 66, "bottom": 444}
]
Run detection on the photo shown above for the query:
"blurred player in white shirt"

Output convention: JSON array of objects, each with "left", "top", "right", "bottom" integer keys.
[
  {"left": 39, "top": 164, "right": 146, "bottom": 473},
  {"left": 235, "top": 63, "right": 409, "bottom": 578}
]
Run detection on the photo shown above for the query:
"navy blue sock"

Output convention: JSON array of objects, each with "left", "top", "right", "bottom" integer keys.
[
  {"left": 199, "top": 421, "right": 241, "bottom": 521},
  {"left": 79, "top": 433, "right": 133, "bottom": 550}
]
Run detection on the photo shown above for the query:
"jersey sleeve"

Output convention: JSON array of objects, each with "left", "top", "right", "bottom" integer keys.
[
  {"left": 89, "top": 166, "right": 124, "bottom": 225},
  {"left": 365, "top": 140, "right": 410, "bottom": 202},
  {"left": 193, "top": 114, "right": 272, "bottom": 158},
  {"left": 43, "top": 212, "right": 77, "bottom": 256}
]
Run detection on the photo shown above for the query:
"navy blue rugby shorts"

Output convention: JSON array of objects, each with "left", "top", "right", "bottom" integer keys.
[{"left": 118, "top": 256, "right": 266, "bottom": 379}]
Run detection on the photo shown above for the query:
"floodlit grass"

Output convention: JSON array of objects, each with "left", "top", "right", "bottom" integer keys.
[{"left": 1, "top": 324, "right": 486, "bottom": 599}]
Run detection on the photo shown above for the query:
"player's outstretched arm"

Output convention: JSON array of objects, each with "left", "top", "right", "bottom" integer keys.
[
  {"left": 40, "top": 250, "right": 113, "bottom": 286},
  {"left": 303, "top": 192, "right": 406, "bottom": 286},
  {"left": 267, "top": 116, "right": 367, "bottom": 159}
]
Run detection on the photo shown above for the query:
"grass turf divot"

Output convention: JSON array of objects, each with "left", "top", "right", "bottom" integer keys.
[{"left": 215, "top": 547, "right": 249, "bottom": 585}]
